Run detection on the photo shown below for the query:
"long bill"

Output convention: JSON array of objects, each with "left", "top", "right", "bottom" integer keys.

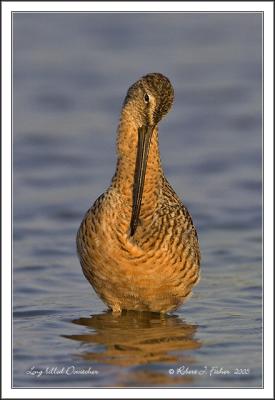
[{"left": 130, "top": 124, "right": 154, "bottom": 236}]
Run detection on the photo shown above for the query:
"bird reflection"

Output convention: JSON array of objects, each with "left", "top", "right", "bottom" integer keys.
[{"left": 64, "top": 311, "right": 201, "bottom": 386}]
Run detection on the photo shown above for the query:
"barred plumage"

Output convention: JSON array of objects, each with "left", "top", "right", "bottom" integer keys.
[{"left": 77, "top": 73, "right": 200, "bottom": 313}]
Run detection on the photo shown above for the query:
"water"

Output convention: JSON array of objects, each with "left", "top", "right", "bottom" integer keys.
[{"left": 13, "top": 12, "right": 262, "bottom": 387}]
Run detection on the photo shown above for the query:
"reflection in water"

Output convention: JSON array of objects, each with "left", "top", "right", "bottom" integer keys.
[{"left": 64, "top": 311, "right": 201, "bottom": 386}]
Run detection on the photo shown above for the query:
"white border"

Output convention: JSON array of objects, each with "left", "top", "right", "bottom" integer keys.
[
  {"left": 1, "top": 1, "right": 274, "bottom": 12},
  {"left": 1, "top": 1, "right": 274, "bottom": 399}
]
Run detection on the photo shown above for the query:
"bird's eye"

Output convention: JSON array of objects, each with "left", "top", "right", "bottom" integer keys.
[{"left": 144, "top": 93, "right": 150, "bottom": 103}]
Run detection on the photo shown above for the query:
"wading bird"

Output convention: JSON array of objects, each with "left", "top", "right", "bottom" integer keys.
[{"left": 77, "top": 73, "right": 200, "bottom": 313}]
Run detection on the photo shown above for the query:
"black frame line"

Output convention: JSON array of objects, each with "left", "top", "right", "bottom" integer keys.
[{"left": 6, "top": 7, "right": 265, "bottom": 392}]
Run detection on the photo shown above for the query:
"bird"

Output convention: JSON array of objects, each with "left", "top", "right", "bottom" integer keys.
[{"left": 76, "top": 72, "right": 200, "bottom": 313}]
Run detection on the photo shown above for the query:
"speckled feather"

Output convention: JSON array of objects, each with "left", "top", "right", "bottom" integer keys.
[{"left": 77, "top": 73, "right": 200, "bottom": 313}]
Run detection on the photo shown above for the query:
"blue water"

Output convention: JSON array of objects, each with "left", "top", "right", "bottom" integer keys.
[{"left": 13, "top": 12, "right": 262, "bottom": 387}]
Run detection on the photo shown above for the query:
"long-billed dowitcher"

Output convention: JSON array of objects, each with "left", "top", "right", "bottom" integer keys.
[{"left": 77, "top": 73, "right": 200, "bottom": 313}]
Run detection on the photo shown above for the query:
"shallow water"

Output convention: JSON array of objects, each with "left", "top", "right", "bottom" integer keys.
[{"left": 13, "top": 12, "right": 262, "bottom": 387}]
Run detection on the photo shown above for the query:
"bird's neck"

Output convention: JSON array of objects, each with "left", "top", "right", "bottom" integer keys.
[{"left": 111, "top": 108, "right": 163, "bottom": 217}]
